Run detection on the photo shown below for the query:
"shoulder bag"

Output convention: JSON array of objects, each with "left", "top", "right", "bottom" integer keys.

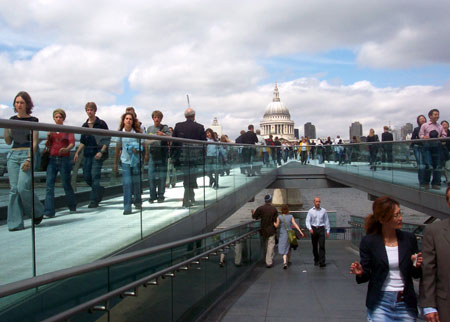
[{"left": 282, "top": 215, "right": 298, "bottom": 247}]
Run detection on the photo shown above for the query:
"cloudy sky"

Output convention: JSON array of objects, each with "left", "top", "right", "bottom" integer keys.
[{"left": 1, "top": 0, "right": 449, "bottom": 139}]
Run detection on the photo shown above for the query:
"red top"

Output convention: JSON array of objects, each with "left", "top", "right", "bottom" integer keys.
[{"left": 47, "top": 132, "right": 75, "bottom": 156}]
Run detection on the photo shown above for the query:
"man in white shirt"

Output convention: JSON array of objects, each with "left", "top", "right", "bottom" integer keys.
[{"left": 305, "top": 197, "right": 330, "bottom": 267}]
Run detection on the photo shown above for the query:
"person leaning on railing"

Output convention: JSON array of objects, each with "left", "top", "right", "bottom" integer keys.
[
  {"left": 350, "top": 196, "right": 423, "bottom": 321},
  {"left": 4, "top": 91, "right": 45, "bottom": 231},
  {"left": 43, "top": 109, "right": 77, "bottom": 217}
]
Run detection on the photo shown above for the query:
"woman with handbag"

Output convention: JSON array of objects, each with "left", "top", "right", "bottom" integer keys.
[
  {"left": 43, "top": 109, "right": 77, "bottom": 217},
  {"left": 274, "top": 205, "right": 305, "bottom": 269},
  {"left": 350, "top": 196, "right": 423, "bottom": 321}
]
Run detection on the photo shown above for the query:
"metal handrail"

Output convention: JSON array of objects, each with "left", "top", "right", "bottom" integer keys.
[
  {"left": 42, "top": 229, "right": 259, "bottom": 322},
  {"left": 0, "top": 220, "right": 258, "bottom": 298},
  {"left": 0, "top": 119, "right": 259, "bottom": 147}
]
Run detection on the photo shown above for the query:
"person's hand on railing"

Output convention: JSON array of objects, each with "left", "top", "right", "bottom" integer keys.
[{"left": 350, "top": 261, "right": 363, "bottom": 276}]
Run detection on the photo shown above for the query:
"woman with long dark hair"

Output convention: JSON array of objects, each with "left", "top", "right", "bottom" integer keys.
[
  {"left": 113, "top": 112, "right": 143, "bottom": 215},
  {"left": 350, "top": 196, "right": 422, "bottom": 321},
  {"left": 4, "top": 91, "right": 44, "bottom": 231}
]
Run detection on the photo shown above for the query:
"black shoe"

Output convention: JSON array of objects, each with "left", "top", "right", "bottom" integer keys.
[
  {"left": 34, "top": 216, "right": 43, "bottom": 226},
  {"left": 157, "top": 198, "right": 165, "bottom": 203},
  {"left": 182, "top": 200, "right": 193, "bottom": 207},
  {"left": 171, "top": 184, "right": 176, "bottom": 188},
  {"left": 88, "top": 202, "right": 98, "bottom": 208},
  {"left": 320, "top": 263, "right": 327, "bottom": 268},
  {"left": 219, "top": 262, "right": 224, "bottom": 267},
  {"left": 9, "top": 226, "right": 25, "bottom": 232},
  {"left": 148, "top": 199, "right": 156, "bottom": 204},
  {"left": 134, "top": 203, "right": 141, "bottom": 209},
  {"left": 123, "top": 210, "right": 132, "bottom": 215},
  {"left": 283, "top": 263, "right": 288, "bottom": 270},
  {"left": 266, "top": 264, "right": 273, "bottom": 268}
]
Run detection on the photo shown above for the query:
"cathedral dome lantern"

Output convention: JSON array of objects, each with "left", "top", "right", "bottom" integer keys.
[{"left": 260, "top": 83, "right": 295, "bottom": 141}]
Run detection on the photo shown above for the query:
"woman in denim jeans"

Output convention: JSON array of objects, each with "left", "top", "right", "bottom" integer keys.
[
  {"left": 411, "top": 115, "right": 427, "bottom": 186},
  {"left": 4, "top": 91, "right": 44, "bottom": 231},
  {"left": 43, "top": 109, "right": 77, "bottom": 217},
  {"left": 113, "top": 113, "right": 143, "bottom": 215},
  {"left": 350, "top": 197, "right": 423, "bottom": 321}
]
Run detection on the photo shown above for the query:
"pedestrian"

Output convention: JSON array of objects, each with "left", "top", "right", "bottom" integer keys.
[
  {"left": 113, "top": 112, "right": 143, "bottom": 214},
  {"left": 350, "top": 196, "right": 423, "bottom": 321},
  {"left": 74, "top": 102, "right": 110, "bottom": 208},
  {"left": 251, "top": 194, "right": 278, "bottom": 268},
  {"left": 240, "top": 124, "right": 259, "bottom": 176},
  {"left": 411, "top": 115, "right": 427, "bottom": 186},
  {"left": 165, "top": 127, "right": 177, "bottom": 188},
  {"left": 206, "top": 128, "right": 220, "bottom": 189},
  {"left": 171, "top": 108, "right": 206, "bottom": 207},
  {"left": 419, "top": 186, "right": 450, "bottom": 322},
  {"left": 43, "top": 108, "right": 77, "bottom": 217},
  {"left": 145, "top": 110, "right": 171, "bottom": 203},
  {"left": 367, "top": 128, "right": 379, "bottom": 171},
  {"left": 305, "top": 197, "right": 330, "bottom": 267},
  {"left": 274, "top": 205, "right": 305, "bottom": 269},
  {"left": 4, "top": 91, "right": 45, "bottom": 231},
  {"left": 381, "top": 125, "right": 394, "bottom": 170},
  {"left": 419, "top": 108, "right": 447, "bottom": 189}
]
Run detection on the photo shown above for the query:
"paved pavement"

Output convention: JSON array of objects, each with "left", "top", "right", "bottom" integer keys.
[{"left": 205, "top": 240, "right": 367, "bottom": 322}]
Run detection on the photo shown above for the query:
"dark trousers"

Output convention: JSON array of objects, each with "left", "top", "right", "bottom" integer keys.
[
  {"left": 82, "top": 155, "right": 104, "bottom": 203},
  {"left": 311, "top": 226, "right": 326, "bottom": 265}
]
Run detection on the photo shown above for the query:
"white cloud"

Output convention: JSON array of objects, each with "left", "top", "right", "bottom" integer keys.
[{"left": 1, "top": 1, "right": 450, "bottom": 139}]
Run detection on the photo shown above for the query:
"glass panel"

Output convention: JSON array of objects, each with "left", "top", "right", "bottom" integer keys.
[
  {"left": 0, "top": 127, "right": 35, "bottom": 285},
  {"left": 35, "top": 132, "right": 142, "bottom": 276},
  {"left": 0, "top": 268, "right": 109, "bottom": 321}
]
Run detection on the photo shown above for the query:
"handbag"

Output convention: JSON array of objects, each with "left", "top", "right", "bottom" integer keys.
[{"left": 282, "top": 215, "right": 298, "bottom": 247}]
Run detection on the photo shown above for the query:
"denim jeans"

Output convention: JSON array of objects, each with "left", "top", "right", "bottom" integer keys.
[
  {"left": 82, "top": 155, "right": 104, "bottom": 203},
  {"left": 422, "top": 144, "right": 441, "bottom": 186},
  {"left": 367, "top": 291, "right": 417, "bottom": 321},
  {"left": 7, "top": 149, "right": 44, "bottom": 230},
  {"left": 413, "top": 145, "right": 425, "bottom": 184},
  {"left": 148, "top": 155, "right": 167, "bottom": 200},
  {"left": 44, "top": 156, "right": 77, "bottom": 216},
  {"left": 122, "top": 163, "right": 141, "bottom": 211},
  {"left": 206, "top": 155, "right": 219, "bottom": 186}
]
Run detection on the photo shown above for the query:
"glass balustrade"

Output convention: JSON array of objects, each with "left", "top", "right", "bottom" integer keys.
[
  {"left": 0, "top": 221, "right": 261, "bottom": 322},
  {"left": 0, "top": 122, "right": 277, "bottom": 287}
]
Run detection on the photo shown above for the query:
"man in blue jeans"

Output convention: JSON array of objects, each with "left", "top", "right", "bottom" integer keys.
[
  {"left": 145, "top": 110, "right": 171, "bottom": 203},
  {"left": 74, "top": 102, "right": 110, "bottom": 208},
  {"left": 419, "top": 108, "right": 447, "bottom": 190}
]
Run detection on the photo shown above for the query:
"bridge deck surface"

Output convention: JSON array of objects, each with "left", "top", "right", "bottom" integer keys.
[{"left": 206, "top": 240, "right": 368, "bottom": 322}]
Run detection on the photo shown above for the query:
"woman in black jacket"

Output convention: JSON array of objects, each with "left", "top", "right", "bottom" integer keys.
[{"left": 350, "top": 196, "right": 422, "bottom": 321}]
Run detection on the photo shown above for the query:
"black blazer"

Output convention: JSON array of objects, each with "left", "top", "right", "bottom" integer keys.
[
  {"left": 356, "top": 230, "right": 422, "bottom": 311},
  {"left": 172, "top": 119, "right": 206, "bottom": 165}
]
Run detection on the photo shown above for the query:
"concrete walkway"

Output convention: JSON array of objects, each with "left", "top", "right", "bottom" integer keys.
[{"left": 205, "top": 240, "right": 367, "bottom": 322}]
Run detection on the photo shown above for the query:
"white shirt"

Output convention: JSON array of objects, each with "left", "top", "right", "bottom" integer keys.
[
  {"left": 305, "top": 207, "right": 330, "bottom": 233},
  {"left": 382, "top": 246, "right": 404, "bottom": 291}
]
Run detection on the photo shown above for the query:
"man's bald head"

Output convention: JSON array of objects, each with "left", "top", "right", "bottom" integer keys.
[{"left": 185, "top": 108, "right": 195, "bottom": 120}]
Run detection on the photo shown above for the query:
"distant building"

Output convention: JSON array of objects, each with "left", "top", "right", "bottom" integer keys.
[
  {"left": 349, "top": 121, "right": 363, "bottom": 140},
  {"left": 210, "top": 116, "right": 223, "bottom": 137},
  {"left": 400, "top": 123, "right": 413, "bottom": 140},
  {"left": 294, "top": 128, "right": 300, "bottom": 139},
  {"left": 260, "top": 84, "right": 296, "bottom": 140},
  {"left": 392, "top": 128, "right": 401, "bottom": 141},
  {"left": 304, "top": 122, "right": 316, "bottom": 139}
]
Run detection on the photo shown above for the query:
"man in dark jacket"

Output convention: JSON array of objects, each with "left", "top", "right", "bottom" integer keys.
[
  {"left": 172, "top": 108, "right": 206, "bottom": 207},
  {"left": 251, "top": 194, "right": 278, "bottom": 268},
  {"left": 240, "top": 124, "right": 258, "bottom": 176},
  {"left": 74, "top": 102, "right": 110, "bottom": 208},
  {"left": 381, "top": 125, "right": 393, "bottom": 170}
]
